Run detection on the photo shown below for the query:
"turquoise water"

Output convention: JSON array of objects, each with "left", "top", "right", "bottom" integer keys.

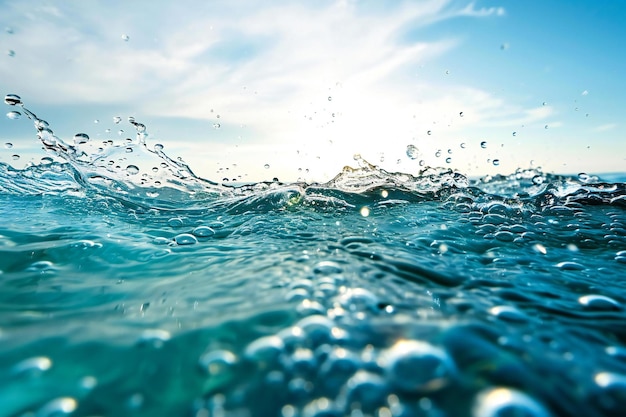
[{"left": 1, "top": 95, "right": 626, "bottom": 417}]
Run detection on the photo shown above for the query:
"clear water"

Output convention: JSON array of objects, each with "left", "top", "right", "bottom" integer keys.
[{"left": 1, "top": 96, "right": 626, "bottom": 417}]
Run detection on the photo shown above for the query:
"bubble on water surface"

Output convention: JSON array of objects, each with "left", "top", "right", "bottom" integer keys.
[
  {"left": 578, "top": 295, "right": 622, "bottom": 311},
  {"left": 193, "top": 225, "right": 215, "bottom": 237},
  {"left": 174, "top": 233, "right": 198, "bottom": 245},
  {"left": 472, "top": 388, "right": 551, "bottom": 417},
  {"left": 4, "top": 94, "right": 22, "bottom": 106},
  {"left": 406, "top": 144, "right": 419, "bottom": 159},
  {"left": 244, "top": 335, "right": 284, "bottom": 366},
  {"left": 12, "top": 356, "right": 52, "bottom": 375},
  {"left": 6, "top": 110, "right": 20, "bottom": 119},
  {"left": 37, "top": 397, "right": 78, "bottom": 416},
  {"left": 381, "top": 340, "right": 456, "bottom": 393},
  {"left": 199, "top": 350, "right": 238, "bottom": 375}
]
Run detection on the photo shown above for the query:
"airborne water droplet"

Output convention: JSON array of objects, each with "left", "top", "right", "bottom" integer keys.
[
  {"left": 4, "top": 94, "right": 22, "bottom": 106},
  {"left": 445, "top": 157, "right": 452, "bottom": 164},
  {"left": 6, "top": 111, "right": 20, "bottom": 119},
  {"left": 406, "top": 144, "right": 419, "bottom": 160},
  {"left": 492, "top": 159, "right": 500, "bottom": 166},
  {"left": 73, "top": 133, "right": 90, "bottom": 144},
  {"left": 113, "top": 116, "right": 122, "bottom": 124},
  {"left": 11, "top": 154, "right": 20, "bottom": 160},
  {"left": 264, "top": 164, "right": 270, "bottom": 169},
  {"left": 7, "top": 49, "right": 15, "bottom": 57},
  {"left": 480, "top": 141, "right": 487, "bottom": 149},
  {"left": 121, "top": 34, "right": 130, "bottom": 42},
  {"left": 126, "top": 165, "right": 139, "bottom": 175},
  {"left": 4, "top": 142, "right": 13, "bottom": 148}
]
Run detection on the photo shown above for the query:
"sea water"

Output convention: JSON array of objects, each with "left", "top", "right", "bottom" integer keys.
[{"left": 1, "top": 95, "right": 625, "bottom": 417}]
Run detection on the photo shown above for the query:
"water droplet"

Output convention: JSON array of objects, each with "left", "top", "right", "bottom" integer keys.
[
  {"left": 472, "top": 388, "right": 551, "bottom": 417},
  {"left": 126, "top": 165, "right": 139, "bottom": 175},
  {"left": 556, "top": 261, "right": 584, "bottom": 271},
  {"left": 4, "top": 94, "right": 22, "bottom": 106},
  {"left": 4, "top": 142, "right": 13, "bottom": 149},
  {"left": 427, "top": 130, "right": 432, "bottom": 135},
  {"left": 578, "top": 294, "right": 622, "bottom": 311},
  {"left": 382, "top": 340, "right": 456, "bottom": 392},
  {"left": 5, "top": 27, "right": 14, "bottom": 34},
  {"left": 512, "top": 131, "right": 517, "bottom": 137},
  {"left": 264, "top": 163, "right": 270, "bottom": 169},
  {"left": 244, "top": 335, "right": 284, "bottom": 364},
  {"left": 542, "top": 101, "right": 547, "bottom": 106},
  {"left": 328, "top": 96, "right": 332, "bottom": 101},
  {"left": 7, "top": 49, "right": 15, "bottom": 57},
  {"left": 174, "top": 233, "right": 198, "bottom": 245},
  {"left": 5, "top": 110, "right": 21, "bottom": 120},
  {"left": 94, "top": 119, "right": 99, "bottom": 124},
  {"left": 113, "top": 116, "right": 122, "bottom": 124},
  {"left": 121, "top": 34, "right": 130, "bottom": 42},
  {"left": 154, "top": 143, "right": 164, "bottom": 151},
  {"left": 445, "top": 157, "right": 452, "bottom": 164},
  {"left": 73, "top": 133, "right": 90, "bottom": 144},
  {"left": 459, "top": 111, "right": 464, "bottom": 117},
  {"left": 532, "top": 175, "right": 544, "bottom": 185},
  {"left": 492, "top": 159, "right": 500, "bottom": 166},
  {"left": 134, "top": 123, "right": 146, "bottom": 133},
  {"left": 360, "top": 207, "right": 370, "bottom": 217},
  {"left": 435, "top": 150, "right": 442, "bottom": 158},
  {"left": 213, "top": 123, "right": 221, "bottom": 129},
  {"left": 406, "top": 144, "right": 419, "bottom": 160},
  {"left": 460, "top": 142, "right": 466, "bottom": 148},
  {"left": 480, "top": 141, "right": 487, "bottom": 149},
  {"left": 544, "top": 125, "right": 549, "bottom": 129},
  {"left": 11, "top": 154, "right": 19, "bottom": 160},
  {"left": 578, "top": 172, "right": 590, "bottom": 182}
]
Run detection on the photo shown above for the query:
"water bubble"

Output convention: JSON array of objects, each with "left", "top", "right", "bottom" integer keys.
[
  {"left": 492, "top": 159, "right": 500, "bottom": 166},
  {"left": 174, "top": 233, "right": 198, "bottom": 245},
  {"left": 192, "top": 226, "right": 215, "bottom": 237},
  {"left": 406, "top": 144, "right": 419, "bottom": 159},
  {"left": 7, "top": 49, "right": 15, "bottom": 57},
  {"left": 472, "top": 388, "right": 551, "bottom": 417},
  {"left": 480, "top": 141, "right": 487, "bottom": 149},
  {"left": 12, "top": 356, "right": 52, "bottom": 374},
  {"left": 37, "top": 397, "right": 78, "bottom": 417},
  {"left": 73, "top": 133, "right": 90, "bottom": 144},
  {"left": 4, "top": 142, "right": 13, "bottom": 148},
  {"left": 113, "top": 116, "right": 122, "bottom": 124},
  {"left": 556, "top": 261, "right": 584, "bottom": 271},
  {"left": 244, "top": 335, "right": 284, "bottom": 365},
  {"left": 198, "top": 350, "right": 237, "bottom": 375},
  {"left": 578, "top": 294, "right": 622, "bottom": 311},
  {"left": 381, "top": 340, "right": 456, "bottom": 393},
  {"left": 4, "top": 94, "right": 22, "bottom": 106},
  {"left": 126, "top": 165, "right": 139, "bottom": 175},
  {"left": 360, "top": 207, "right": 370, "bottom": 217},
  {"left": 121, "top": 34, "right": 130, "bottom": 42},
  {"left": 343, "top": 371, "right": 389, "bottom": 411},
  {"left": 264, "top": 163, "right": 270, "bottom": 169}
]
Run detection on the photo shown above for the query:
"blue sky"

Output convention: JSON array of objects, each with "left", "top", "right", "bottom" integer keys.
[{"left": 1, "top": 0, "right": 624, "bottom": 182}]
